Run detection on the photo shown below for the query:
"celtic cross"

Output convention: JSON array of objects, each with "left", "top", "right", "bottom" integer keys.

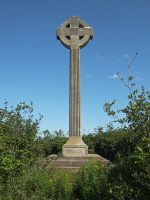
[
  {"left": 57, "top": 16, "right": 93, "bottom": 49},
  {"left": 56, "top": 16, "right": 93, "bottom": 156}
]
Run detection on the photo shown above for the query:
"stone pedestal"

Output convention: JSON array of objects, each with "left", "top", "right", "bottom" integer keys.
[
  {"left": 53, "top": 154, "right": 110, "bottom": 173},
  {"left": 62, "top": 137, "right": 88, "bottom": 157},
  {"left": 42, "top": 153, "right": 110, "bottom": 173}
]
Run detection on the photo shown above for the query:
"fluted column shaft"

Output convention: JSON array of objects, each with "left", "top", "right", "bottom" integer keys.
[{"left": 69, "top": 47, "right": 81, "bottom": 137}]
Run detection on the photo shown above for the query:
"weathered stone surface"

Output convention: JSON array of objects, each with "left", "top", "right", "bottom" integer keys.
[
  {"left": 56, "top": 16, "right": 93, "bottom": 49},
  {"left": 53, "top": 155, "right": 110, "bottom": 172},
  {"left": 40, "top": 154, "right": 110, "bottom": 173},
  {"left": 56, "top": 17, "right": 109, "bottom": 169},
  {"left": 62, "top": 136, "right": 88, "bottom": 157},
  {"left": 57, "top": 16, "right": 93, "bottom": 156}
]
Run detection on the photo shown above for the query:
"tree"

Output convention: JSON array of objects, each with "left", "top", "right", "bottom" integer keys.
[
  {"left": 99, "top": 54, "right": 150, "bottom": 199},
  {"left": 0, "top": 102, "right": 42, "bottom": 181}
]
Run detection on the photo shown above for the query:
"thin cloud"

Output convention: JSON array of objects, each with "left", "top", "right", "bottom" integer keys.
[
  {"left": 117, "top": 53, "right": 129, "bottom": 62},
  {"left": 122, "top": 53, "right": 129, "bottom": 58},
  {"left": 109, "top": 73, "right": 119, "bottom": 79}
]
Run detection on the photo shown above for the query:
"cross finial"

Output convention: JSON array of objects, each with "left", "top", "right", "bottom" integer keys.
[{"left": 56, "top": 16, "right": 93, "bottom": 49}]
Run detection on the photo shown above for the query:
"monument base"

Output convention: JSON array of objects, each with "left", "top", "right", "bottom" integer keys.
[
  {"left": 53, "top": 154, "right": 110, "bottom": 173},
  {"left": 41, "top": 137, "right": 110, "bottom": 173},
  {"left": 62, "top": 136, "right": 88, "bottom": 157}
]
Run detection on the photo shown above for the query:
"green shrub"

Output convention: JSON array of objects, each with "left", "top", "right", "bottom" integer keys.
[
  {"left": 0, "top": 167, "right": 51, "bottom": 200},
  {"left": 103, "top": 143, "right": 150, "bottom": 200},
  {"left": 75, "top": 160, "right": 108, "bottom": 200},
  {"left": 24, "top": 168, "right": 51, "bottom": 200},
  {"left": 82, "top": 133, "right": 96, "bottom": 153},
  {"left": 0, "top": 102, "right": 42, "bottom": 181},
  {"left": 39, "top": 130, "right": 67, "bottom": 157},
  {"left": 49, "top": 170, "right": 74, "bottom": 200},
  {"left": 94, "top": 129, "right": 129, "bottom": 161}
]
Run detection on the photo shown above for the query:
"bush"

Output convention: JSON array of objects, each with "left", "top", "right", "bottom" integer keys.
[
  {"left": 38, "top": 129, "right": 67, "bottom": 157},
  {"left": 75, "top": 160, "right": 108, "bottom": 200},
  {"left": 0, "top": 102, "right": 43, "bottom": 181},
  {"left": 94, "top": 129, "right": 129, "bottom": 161},
  {"left": 24, "top": 168, "right": 51, "bottom": 200},
  {"left": 103, "top": 143, "right": 150, "bottom": 200},
  {"left": 49, "top": 170, "right": 74, "bottom": 200},
  {"left": 0, "top": 167, "right": 51, "bottom": 200}
]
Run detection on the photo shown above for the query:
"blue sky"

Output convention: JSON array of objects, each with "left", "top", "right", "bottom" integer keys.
[{"left": 0, "top": 0, "right": 150, "bottom": 134}]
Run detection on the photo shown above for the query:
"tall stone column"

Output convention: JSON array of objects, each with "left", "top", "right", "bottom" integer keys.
[
  {"left": 69, "top": 47, "right": 80, "bottom": 137},
  {"left": 56, "top": 16, "right": 93, "bottom": 157}
]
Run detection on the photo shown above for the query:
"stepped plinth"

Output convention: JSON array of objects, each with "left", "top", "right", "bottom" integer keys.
[{"left": 53, "top": 154, "right": 109, "bottom": 172}]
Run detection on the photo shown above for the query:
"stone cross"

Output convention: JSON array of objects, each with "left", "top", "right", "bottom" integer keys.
[{"left": 56, "top": 16, "right": 93, "bottom": 157}]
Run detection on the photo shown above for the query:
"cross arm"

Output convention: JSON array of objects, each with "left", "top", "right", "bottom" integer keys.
[{"left": 57, "top": 27, "right": 93, "bottom": 39}]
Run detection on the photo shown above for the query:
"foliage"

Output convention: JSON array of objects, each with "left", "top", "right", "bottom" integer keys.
[
  {"left": 82, "top": 133, "right": 96, "bottom": 153},
  {"left": 0, "top": 56, "right": 150, "bottom": 199},
  {"left": 0, "top": 102, "right": 42, "bottom": 181},
  {"left": 101, "top": 87, "right": 150, "bottom": 157},
  {"left": 75, "top": 160, "right": 108, "bottom": 200},
  {"left": 0, "top": 167, "right": 51, "bottom": 200},
  {"left": 24, "top": 167, "right": 51, "bottom": 200},
  {"left": 38, "top": 129, "right": 67, "bottom": 157},
  {"left": 97, "top": 54, "right": 150, "bottom": 199},
  {"left": 122, "top": 87, "right": 150, "bottom": 136},
  {"left": 49, "top": 170, "right": 74, "bottom": 200},
  {"left": 94, "top": 128, "right": 129, "bottom": 161},
  {"left": 103, "top": 142, "right": 150, "bottom": 200}
]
